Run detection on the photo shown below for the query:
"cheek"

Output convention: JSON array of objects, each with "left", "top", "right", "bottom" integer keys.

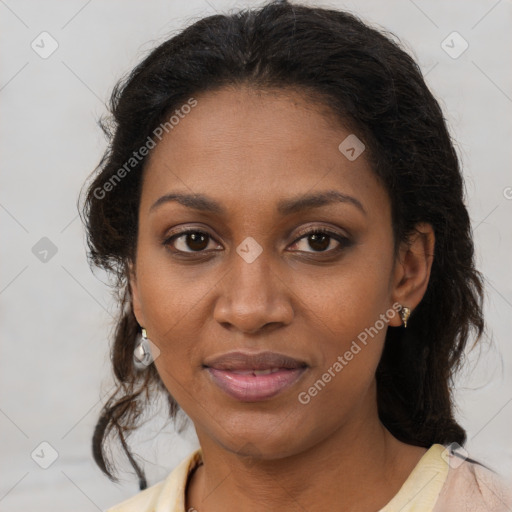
[
  {"left": 295, "top": 247, "right": 393, "bottom": 340},
  {"left": 134, "top": 249, "right": 228, "bottom": 403},
  {"left": 292, "top": 243, "right": 394, "bottom": 397},
  {"left": 134, "top": 255, "right": 198, "bottom": 371},
  {"left": 294, "top": 281, "right": 391, "bottom": 428},
  {"left": 136, "top": 238, "right": 215, "bottom": 333}
]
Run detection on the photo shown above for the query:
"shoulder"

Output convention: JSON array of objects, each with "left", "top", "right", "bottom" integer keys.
[
  {"left": 106, "top": 480, "right": 166, "bottom": 512},
  {"left": 380, "top": 443, "right": 512, "bottom": 512},
  {"left": 434, "top": 447, "right": 512, "bottom": 512},
  {"left": 106, "top": 448, "right": 203, "bottom": 512}
]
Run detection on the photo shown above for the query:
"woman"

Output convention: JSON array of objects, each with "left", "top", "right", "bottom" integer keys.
[{"left": 80, "top": 1, "right": 512, "bottom": 510}]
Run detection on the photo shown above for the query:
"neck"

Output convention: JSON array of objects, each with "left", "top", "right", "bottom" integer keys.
[{"left": 187, "top": 383, "right": 425, "bottom": 512}]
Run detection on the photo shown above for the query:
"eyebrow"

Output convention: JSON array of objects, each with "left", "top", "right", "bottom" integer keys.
[{"left": 149, "top": 190, "right": 366, "bottom": 216}]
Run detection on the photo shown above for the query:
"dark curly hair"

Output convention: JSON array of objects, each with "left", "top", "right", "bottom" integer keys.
[{"left": 79, "top": 0, "right": 485, "bottom": 491}]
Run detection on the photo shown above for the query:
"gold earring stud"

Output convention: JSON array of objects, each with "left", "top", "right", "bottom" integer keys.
[{"left": 399, "top": 306, "right": 411, "bottom": 328}]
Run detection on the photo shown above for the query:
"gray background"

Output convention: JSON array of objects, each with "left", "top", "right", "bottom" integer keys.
[{"left": 1, "top": 0, "right": 511, "bottom": 510}]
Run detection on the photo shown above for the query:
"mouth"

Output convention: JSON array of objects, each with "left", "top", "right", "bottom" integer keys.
[{"left": 203, "top": 351, "right": 309, "bottom": 402}]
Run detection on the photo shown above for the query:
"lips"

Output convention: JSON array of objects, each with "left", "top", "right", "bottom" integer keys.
[
  {"left": 203, "top": 351, "right": 308, "bottom": 402},
  {"left": 203, "top": 351, "right": 308, "bottom": 371}
]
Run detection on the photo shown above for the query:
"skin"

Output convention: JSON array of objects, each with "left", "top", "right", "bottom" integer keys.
[{"left": 129, "top": 85, "right": 435, "bottom": 512}]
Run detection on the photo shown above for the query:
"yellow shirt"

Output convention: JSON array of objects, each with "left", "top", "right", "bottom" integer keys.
[{"left": 106, "top": 444, "right": 512, "bottom": 511}]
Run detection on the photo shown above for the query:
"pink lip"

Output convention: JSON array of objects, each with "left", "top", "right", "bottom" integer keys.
[
  {"left": 206, "top": 367, "right": 307, "bottom": 402},
  {"left": 203, "top": 350, "right": 307, "bottom": 371}
]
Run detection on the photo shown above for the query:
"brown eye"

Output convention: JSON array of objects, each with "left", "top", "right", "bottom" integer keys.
[
  {"left": 164, "top": 230, "right": 218, "bottom": 253},
  {"left": 306, "top": 232, "right": 331, "bottom": 252},
  {"left": 290, "top": 229, "right": 350, "bottom": 253}
]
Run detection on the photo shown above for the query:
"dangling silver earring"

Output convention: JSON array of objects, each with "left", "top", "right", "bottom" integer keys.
[
  {"left": 399, "top": 306, "right": 411, "bottom": 328},
  {"left": 134, "top": 328, "right": 159, "bottom": 368}
]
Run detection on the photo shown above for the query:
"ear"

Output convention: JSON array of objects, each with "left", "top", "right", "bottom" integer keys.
[
  {"left": 128, "top": 261, "right": 145, "bottom": 327},
  {"left": 388, "top": 222, "right": 435, "bottom": 327}
]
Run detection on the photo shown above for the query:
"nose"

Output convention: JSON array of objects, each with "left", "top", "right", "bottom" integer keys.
[{"left": 212, "top": 244, "right": 294, "bottom": 334}]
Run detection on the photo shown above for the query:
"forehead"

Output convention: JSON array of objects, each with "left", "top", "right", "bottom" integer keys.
[{"left": 140, "top": 85, "right": 389, "bottom": 219}]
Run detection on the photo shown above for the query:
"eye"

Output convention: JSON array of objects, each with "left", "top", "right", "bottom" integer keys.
[
  {"left": 163, "top": 229, "right": 220, "bottom": 253},
  {"left": 289, "top": 228, "right": 350, "bottom": 253},
  {"left": 163, "top": 227, "right": 351, "bottom": 255}
]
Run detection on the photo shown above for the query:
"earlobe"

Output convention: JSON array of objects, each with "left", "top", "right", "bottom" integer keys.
[
  {"left": 389, "top": 223, "right": 435, "bottom": 327},
  {"left": 128, "top": 261, "right": 145, "bottom": 327}
]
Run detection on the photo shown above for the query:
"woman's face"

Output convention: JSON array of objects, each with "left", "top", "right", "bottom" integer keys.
[{"left": 130, "top": 85, "right": 423, "bottom": 459}]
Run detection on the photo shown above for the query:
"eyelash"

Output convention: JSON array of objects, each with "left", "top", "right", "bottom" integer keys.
[{"left": 162, "top": 227, "right": 350, "bottom": 256}]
